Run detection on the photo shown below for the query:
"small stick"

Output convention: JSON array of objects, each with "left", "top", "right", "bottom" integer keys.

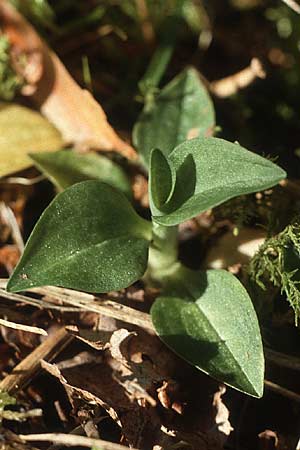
[
  {"left": 264, "top": 380, "right": 300, "bottom": 403},
  {"left": 19, "top": 433, "right": 138, "bottom": 450},
  {"left": 135, "top": 0, "right": 155, "bottom": 45},
  {"left": 35, "top": 285, "right": 154, "bottom": 331},
  {"left": 0, "top": 175, "right": 46, "bottom": 186},
  {"left": 0, "top": 202, "right": 24, "bottom": 252},
  {"left": 0, "top": 284, "right": 83, "bottom": 312},
  {"left": 210, "top": 58, "right": 265, "bottom": 98},
  {"left": 281, "top": 0, "right": 300, "bottom": 13},
  {"left": 0, "top": 318, "right": 47, "bottom": 336},
  {"left": 0, "top": 327, "right": 73, "bottom": 394},
  {"left": 265, "top": 348, "right": 300, "bottom": 372},
  {"left": 0, "top": 280, "right": 154, "bottom": 331}
]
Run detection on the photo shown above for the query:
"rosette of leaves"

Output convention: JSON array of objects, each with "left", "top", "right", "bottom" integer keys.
[{"left": 7, "top": 67, "right": 286, "bottom": 398}]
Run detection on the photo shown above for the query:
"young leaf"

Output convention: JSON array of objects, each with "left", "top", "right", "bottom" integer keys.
[
  {"left": 7, "top": 181, "right": 152, "bottom": 293},
  {"left": 30, "top": 149, "right": 132, "bottom": 197},
  {"left": 0, "top": 103, "right": 64, "bottom": 177},
  {"left": 133, "top": 67, "right": 215, "bottom": 167},
  {"left": 151, "top": 137, "right": 287, "bottom": 226},
  {"left": 149, "top": 148, "right": 175, "bottom": 216},
  {"left": 151, "top": 268, "right": 264, "bottom": 397}
]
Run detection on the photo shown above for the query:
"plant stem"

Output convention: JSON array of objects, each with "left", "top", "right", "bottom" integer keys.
[{"left": 146, "top": 222, "right": 180, "bottom": 286}]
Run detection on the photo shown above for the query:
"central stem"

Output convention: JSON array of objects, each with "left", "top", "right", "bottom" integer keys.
[{"left": 146, "top": 222, "right": 180, "bottom": 286}]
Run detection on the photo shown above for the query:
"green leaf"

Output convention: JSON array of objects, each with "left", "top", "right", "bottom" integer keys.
[
  {"left": 151, "top": 137, "right": 287, "bottom": 226},
  {"left": 133, "top": 67, "right": 215, "bottom": 167},
  {"left": 149, "top": 148, "right": 174, "bottom": 215},
  {"left": 7, "top": 181, "right": 152, "bottom": 293},
  {"left": 151, "top": 268, "right": 264, "bottom": 397},
  {"left": 0, "top": 390, "right": 16, "bottom": 412},
  {"left": 0, "top": 103, "right": 64, "bottom": 177},
  {"left": 30, "top": 149, "right": 132, "bottom": 197}
]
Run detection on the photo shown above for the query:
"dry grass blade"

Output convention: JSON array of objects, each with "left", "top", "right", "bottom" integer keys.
[
  {"left": 19, "top": 433, "right": 139, "bottom": 450},
  {"left": 0, "top": 327, "right": 72, "bottom": 394},
  {"left": 0, "top": 318, "right": 47, "bottom": 335}
]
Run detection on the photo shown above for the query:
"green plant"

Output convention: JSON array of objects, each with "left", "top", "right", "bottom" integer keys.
[{"left": 7, "top": 67, "right": 286, "bottom": 398}]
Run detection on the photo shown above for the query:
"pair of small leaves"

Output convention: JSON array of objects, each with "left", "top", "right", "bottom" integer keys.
[
  {"left": 151, "top": 268, "right": 264, "bottom": 397},
  {"left": 149, "top": 137, "right": 287, "bottom": 226},
  {"left": 30, "top": 149, "right": 132, "bottom": 198},
  {"left": 6, "top": 66, "right": 285, "bottom": 398},
  {"left": 7, "top": 181, "right": 151, "bottom": 293},
  {"left": 133, "top": 67, "right": 215, "bottom": 167}
]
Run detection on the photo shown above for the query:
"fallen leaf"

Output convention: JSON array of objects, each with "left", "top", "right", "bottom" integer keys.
[
  {"left": 0, "top": 103, "right": 63, "bottom": 177},
  {"left": 0, "top": 0, "right": 136, "bottom": 159}
]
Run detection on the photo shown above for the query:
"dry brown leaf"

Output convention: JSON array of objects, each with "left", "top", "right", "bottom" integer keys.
[
  {"left": 0, "top": 0, "right": 136, "bottom": 159},
  {"left": 0, "top": 103, "right": 64, "bottom": 177},
  {"left": 66, "top": 325, "right": 113, "bottom": 351},
  {"left": 41, "top": 359, "right": 120, "bottom": 424},
  {"left": 40, "top": 327, "right": 231, "bottom": 449}
]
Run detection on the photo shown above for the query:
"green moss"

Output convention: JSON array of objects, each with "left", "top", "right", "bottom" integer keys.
[
  {"left": 248, "top": 220, "right": 300, "bottom": 324},
  {"left": 0, "top": 36, "right": 23, "bottom": 101}
]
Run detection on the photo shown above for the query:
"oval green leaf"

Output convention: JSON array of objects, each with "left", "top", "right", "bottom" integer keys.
[
  {"left": 133, "top": 67, "right": 215, "bottom": 168},
  {"left": 7, "top": 181, "right": 152, "bottom": 293},
  {"left": 151, "top": 137, "right": 286, "bottom": 226},
  {"left": 30, "top": 149, "right": 132, "bottom": 197},
  {"left": 151, "top": 269, "right": 264, "bottom": 397}
]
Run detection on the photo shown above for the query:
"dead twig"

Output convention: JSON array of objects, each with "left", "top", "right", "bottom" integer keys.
[
  {"left": 34, "top": 285, "right": 154, "bottom": 331},
  {"left": 0, "top": 281, "right": 154, "bottom": 330},
  {"left": 264, "top": 380, "right": 300, "bottom": 403},
  {"left": 0, "top": 327, "right": 73, "bottom": 394},
  {"left": 19, "top": 433, "right": 138, "bottom": 450},
  {"left": 210, "top": 58, "right": 265, "bottom": 98},
  {"left": 135, "top": 0, "right": 155, "bottom": 45},
  {"left": 0, "top": 318, "right": 47, "bottom": 335},
  {"left": 0, "top": 202, "right": 24, "bottom": 252},
  {"left": 0, "top": 408, "right": 42, "bottom": 421},
  {"left": 279, "top": 179, "right": 300, "bottom": 197},
  {"left": 0, "top": 175, "right": 46, "bottom": 185},
  {"left": 265, "top": 348, "right": 300, "bottom": 371},
  {"left": 0, "top": 283, "right": 84, "bottom": 311}
]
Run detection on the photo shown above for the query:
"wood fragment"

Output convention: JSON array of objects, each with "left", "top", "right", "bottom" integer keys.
[
  {"left": 0, "top": 318, "right": 47, "bottom": 336},
  {"left": 0, "top": 327, "right": 73, "bottom": 394},
  {"left": 264, "top": 380, "right": 300, "bottom": 403},
  {"left": 19, "top": 433, "right": 138, "bottom": 450},
  {"left": 210, "top": 58, "right": 266, "bottom": 98}
]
